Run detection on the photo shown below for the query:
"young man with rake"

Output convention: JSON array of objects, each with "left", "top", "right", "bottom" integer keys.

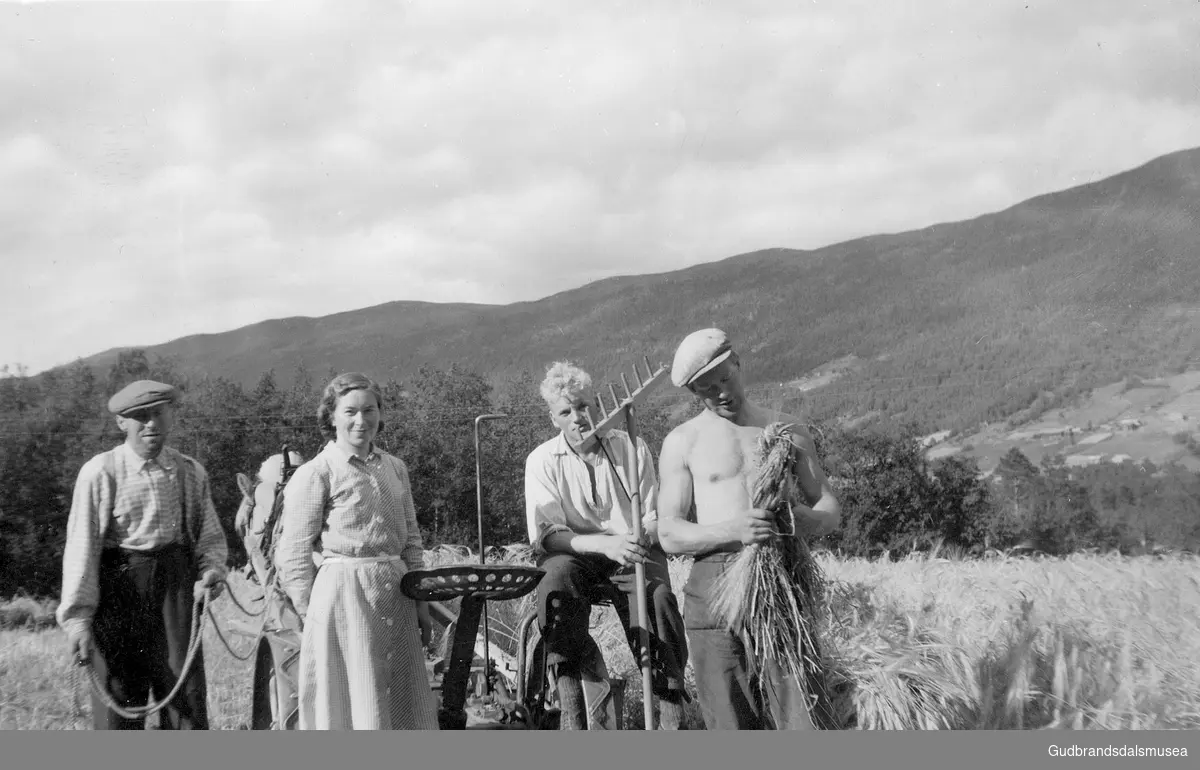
[
  {"left": 657, "top": 328, "right": 841, "bottom": 730},
  {"left": 524, "top": 361, "right": 690, "bottom": 730},
  {"left": 57, "top": 380, "right": 228, "bottom": 730}
]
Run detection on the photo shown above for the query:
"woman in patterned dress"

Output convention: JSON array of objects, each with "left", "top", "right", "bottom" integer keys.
[{"left": 275, "top": 372, "right": 440, "bottom": 730}]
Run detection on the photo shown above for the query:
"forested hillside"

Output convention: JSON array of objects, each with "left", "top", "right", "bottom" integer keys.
[
  {"left": 3, "top": 350, "right": 1197, "bottom": 599},
  {"left": 54, "top": 146, "right": 1200, "bottom": 437},
  {"left": 7, "top": 146, "right": 1200, "bottom": 599}
]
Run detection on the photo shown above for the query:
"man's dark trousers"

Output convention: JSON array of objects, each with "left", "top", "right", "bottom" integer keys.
[
  {"left": 90, "top": 543, "right": 209, "bottom": 730},
  {"left": 536, "top": 548, "right": 689, "bottom": 709}
]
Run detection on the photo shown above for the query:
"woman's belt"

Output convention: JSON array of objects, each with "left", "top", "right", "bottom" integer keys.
[{"left": 319, "top": 553, "right": 406, "bottom": 565}]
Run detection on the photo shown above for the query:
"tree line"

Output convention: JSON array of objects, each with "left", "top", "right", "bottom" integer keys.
[{"left": 1, "top": 351, "right": 1198, "bottom": 598}]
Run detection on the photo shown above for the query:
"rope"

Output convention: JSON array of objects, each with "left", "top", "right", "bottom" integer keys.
[
  {"left": 206, "top": 574, "right": 278, "bottom": 663},
  {"left": 80, "top": 595, "right": 209, "bottom": 721},
  {"left": 222, "top": 574, "right": 271, "bottom": 617},
  {"left": 70, "top": 661, "right": 88, "bottom": 725},
  {"left": 77, "top": 575, "right": 274, "bottom": 719}
]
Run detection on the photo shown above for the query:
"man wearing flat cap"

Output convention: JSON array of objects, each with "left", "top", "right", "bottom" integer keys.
[
  {"left": 656, "top": 329, "right": 841, "bottom": 730},
  {"left": 57, "top": 379, "right": 228, "bottom": 730}
]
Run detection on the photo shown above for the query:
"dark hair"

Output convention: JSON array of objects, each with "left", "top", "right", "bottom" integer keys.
[{"left": 317, "top": 372, "right": 385, "bottom": 441}]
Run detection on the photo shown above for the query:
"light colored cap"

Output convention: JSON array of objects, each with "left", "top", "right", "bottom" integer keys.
[
  {"left": 107, "top": 380, "right": 179, "bottom": 416},
  {"left": 670, "top": 328, "right": 734, "bottom": 387}
]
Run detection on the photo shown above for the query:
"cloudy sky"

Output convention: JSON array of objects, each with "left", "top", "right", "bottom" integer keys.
[{"left": 2, "top": 0, "right": 1198, "bottom": 375}]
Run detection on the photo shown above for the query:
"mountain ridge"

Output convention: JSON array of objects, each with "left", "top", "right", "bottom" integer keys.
[{"left": 48, "top": 145, "right": 1200, "bottom": 444}]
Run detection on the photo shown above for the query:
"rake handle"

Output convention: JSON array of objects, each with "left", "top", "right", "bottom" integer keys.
[
  {"left": 624, "top": 403, "right": 655, "bottom": 731},
  {"left": 577, "top": 359, "right": 667, "bottom": 729}
]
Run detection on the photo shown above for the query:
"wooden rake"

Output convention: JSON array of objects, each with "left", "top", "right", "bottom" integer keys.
[{"left": 579, "top": 356, "right": 670, "bottom": 730}]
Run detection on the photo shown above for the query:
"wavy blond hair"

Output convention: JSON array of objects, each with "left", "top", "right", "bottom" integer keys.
[{"left": 539, "top": 361, "right": 593, "bottom": 407}]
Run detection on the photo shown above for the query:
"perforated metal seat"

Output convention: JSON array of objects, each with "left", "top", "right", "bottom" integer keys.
[{"left": 401, "top": 564, "right": 544, "bottom": 603}]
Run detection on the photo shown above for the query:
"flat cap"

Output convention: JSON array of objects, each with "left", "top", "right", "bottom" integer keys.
[
  {"left": 108, "top": 380, "right": 179, "bottom": 416},
  {"left": 671, "top": 328, "right": 734, "bottom": 387}
]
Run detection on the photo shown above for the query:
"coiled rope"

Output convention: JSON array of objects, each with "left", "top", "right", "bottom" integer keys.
[
  {"left": 74, "top": 575, "right": 275, "bottom": 720},
  {"left": 78, "top": 595, "right": 209, "bottom": 720}
]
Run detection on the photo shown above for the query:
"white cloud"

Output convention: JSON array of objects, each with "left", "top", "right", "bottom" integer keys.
[{"left": 0, "top": 0, "right": 1198, "bottom": 374}]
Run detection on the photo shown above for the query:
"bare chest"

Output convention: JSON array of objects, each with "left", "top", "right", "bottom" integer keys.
[{"left": 686, "top": 422, "right": 766, "bottom": 487}]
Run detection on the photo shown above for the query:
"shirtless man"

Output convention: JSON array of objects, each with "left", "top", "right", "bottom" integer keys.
[{"left": 656, "top": 328, "right": 841, "bottom": 730}]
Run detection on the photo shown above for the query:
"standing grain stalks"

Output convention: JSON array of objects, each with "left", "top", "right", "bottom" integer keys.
[{"left": 710, "top": 422, "right": 837, "bottom": 728}]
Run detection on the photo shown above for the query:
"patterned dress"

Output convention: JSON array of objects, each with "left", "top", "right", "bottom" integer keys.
[{"left": 275, "top": 441, "right": 439, "bottom": 730}]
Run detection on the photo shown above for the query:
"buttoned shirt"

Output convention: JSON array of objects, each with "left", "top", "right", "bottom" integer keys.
[
  {"left": 274, "top": 442, "right": 426, "bottom": 618},
  {"left": 524, "top": 429, "right": 658, "bottom": 551},
  {"left": 56, "top": 443, "right": 230, "bottom": 636}
]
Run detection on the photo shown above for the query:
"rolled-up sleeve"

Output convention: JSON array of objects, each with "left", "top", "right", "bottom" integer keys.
[
  {"left": 57, "top": 457, "right": 112, "bottom": 637},
  {"left": 275, "top": 462, "right": 328, "bottom": 618},
  {"left": 524, "top": 451, "right": 570, "bottom": 552},
  {"left": 392, "top": 458, "right": 426, "bottom": 573}
]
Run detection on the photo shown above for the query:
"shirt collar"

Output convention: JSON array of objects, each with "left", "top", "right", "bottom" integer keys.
[
  {"left": 549, "top": 430, "right": 614, "bottom": 458},
  {"left": 549, "top": 432, "right": 572, "bottom": 457},
  {"left": 323, "top": 440, "right": 380, "bottom": 466},
  {"left": 120, "top": 442, "right": 176, "bottom": 472}
]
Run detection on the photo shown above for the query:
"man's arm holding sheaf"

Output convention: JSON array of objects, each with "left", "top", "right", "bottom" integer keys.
[{"left": 782, "top": 420, "right": 840, "bottom": 537}]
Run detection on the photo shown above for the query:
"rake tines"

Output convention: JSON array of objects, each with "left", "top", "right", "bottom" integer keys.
[{"left": 580, "top": 356, "right": 668, "bottom": 444}]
